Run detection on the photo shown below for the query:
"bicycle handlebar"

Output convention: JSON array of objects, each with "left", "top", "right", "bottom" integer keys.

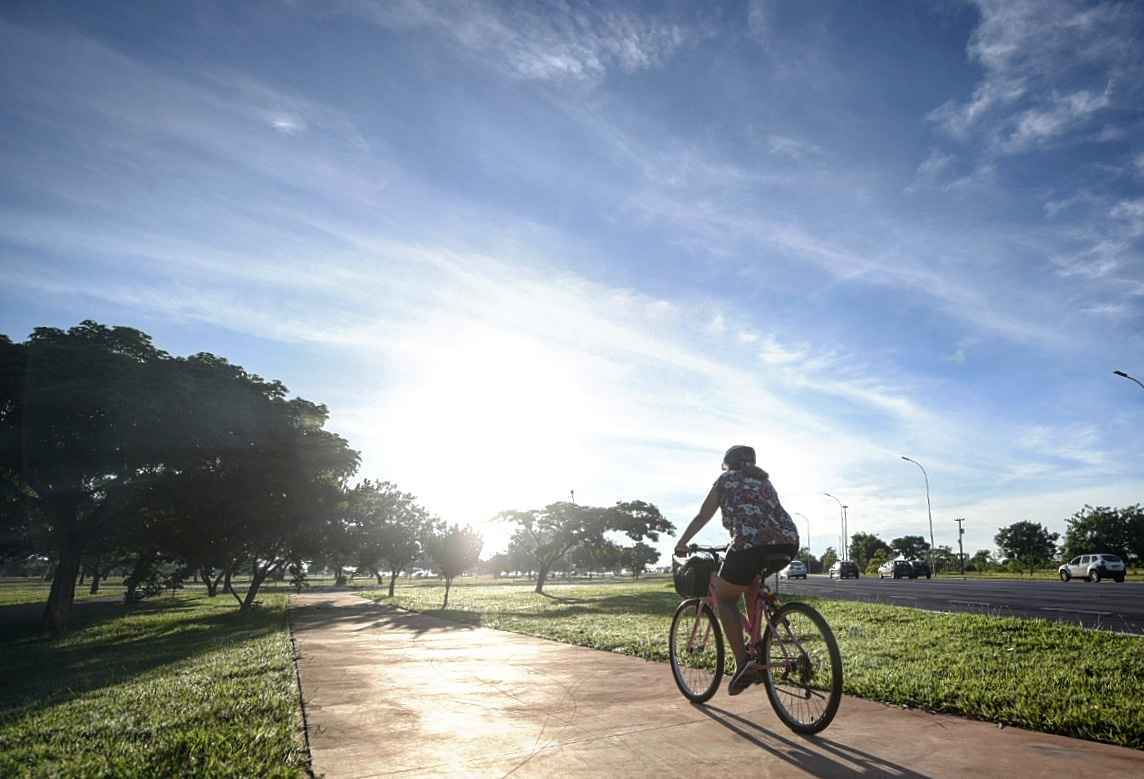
[{"left": 675, "top": 543, "right": 728, "bottom": 557}]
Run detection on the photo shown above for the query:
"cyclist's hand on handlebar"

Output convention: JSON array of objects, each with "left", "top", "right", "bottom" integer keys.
[{"left": 674, "top": 540, "right": 690, "bottom": 558}]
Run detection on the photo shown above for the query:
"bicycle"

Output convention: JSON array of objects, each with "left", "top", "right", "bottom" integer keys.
[{"left": 668, "top": 544, "right": 843, "bottom": 734}]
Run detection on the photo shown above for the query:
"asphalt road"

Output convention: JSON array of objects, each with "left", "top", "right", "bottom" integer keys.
[{"left": 772, "top": 574, "right": 1144, "bottom": 632}]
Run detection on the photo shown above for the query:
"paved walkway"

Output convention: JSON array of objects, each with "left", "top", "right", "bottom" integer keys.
[{"left": 289, "top": 593, "right": 1144, "bottom": 778}]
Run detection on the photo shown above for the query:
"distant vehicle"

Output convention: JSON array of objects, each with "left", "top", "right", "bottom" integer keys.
[
  {"left": 910, "top": 559, "right": 931, "bottom": 579},
  {"left": 878, "top": 559, "right": 914, "bottom": 580},
  {"left": 829, "top": 560, "right": 859, "bottom": 579},
  {"left": 1059, "top": 554, "right": 1126, "bottom": 583},
  {"left": 779, "top": 560, "right": 808, "bottom": 579}
]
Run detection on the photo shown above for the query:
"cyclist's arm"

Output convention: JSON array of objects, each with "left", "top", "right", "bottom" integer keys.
[{"left": 674, "top": 484, "right": 720, "bottom": 553}]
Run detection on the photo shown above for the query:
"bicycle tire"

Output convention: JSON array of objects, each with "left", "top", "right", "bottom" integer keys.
[
  {"left": 761, "top": 601, "right": 843, "bottom": 734},
  {"left": 669, "top": 598, "right": 724, "bottom": 703}
]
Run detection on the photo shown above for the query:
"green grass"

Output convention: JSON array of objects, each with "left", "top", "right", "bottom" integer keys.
[
  {"left": 363, "top": 577, "right": 1144, "bottom": 750},
  {"left": 0, "top": 578, "right": 127, "bottom": 606},
  {"left": 0, "top": 591, "right": 306, "bottom": 777}
]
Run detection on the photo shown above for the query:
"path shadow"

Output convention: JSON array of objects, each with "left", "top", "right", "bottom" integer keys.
[
  {"left": 0, "top": 596, "right": 285, "bottom": 731},
  {"left": 696, "top": 704, "right": 931, "bottom": 779},
  {"left": 289, "top": 597, "right": 477, "bottom": 639}
]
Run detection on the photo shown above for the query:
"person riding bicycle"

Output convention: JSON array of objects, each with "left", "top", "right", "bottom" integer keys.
[{"left": 673, "top": 445, "right": 799, "bottom": 695}]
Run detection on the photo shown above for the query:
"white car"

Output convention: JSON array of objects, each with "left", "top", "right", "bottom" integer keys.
[
  {"left": 779, "top": 560, "right": 807, "bottom": 579},
  {"left": 1059, "top": 554, "right": 1126, "bottom": 583}
]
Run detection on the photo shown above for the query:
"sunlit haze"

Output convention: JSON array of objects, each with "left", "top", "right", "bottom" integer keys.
[{"left": 3, "top": 1, "right": 1143, "bottom": 561}]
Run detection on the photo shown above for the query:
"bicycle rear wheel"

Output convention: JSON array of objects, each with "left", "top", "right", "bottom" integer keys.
[
  {"left": 669, "top": 599, "right": 724, "bottom": 703},
  {"left": 761, "top": 601, "right": 842, "bottom": 734}
]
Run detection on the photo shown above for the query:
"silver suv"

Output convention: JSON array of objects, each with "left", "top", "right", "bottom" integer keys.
[{"left": 1059, "top": 554, "right": 1126, "bottom": 583}]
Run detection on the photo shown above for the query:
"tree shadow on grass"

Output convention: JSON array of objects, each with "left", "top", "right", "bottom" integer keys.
[
  {"left": 0, "top": 595, "right": 285, "bottom": 731},
  {"left": 695, "top": 705, "right": 930, "bottom": 779},
  {"left": 289, "top": 596, "right": 479, "bottom": 639}
]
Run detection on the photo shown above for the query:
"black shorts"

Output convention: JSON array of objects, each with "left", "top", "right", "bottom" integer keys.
[{"left": 719, "top": 543, "right": 799, "bottom": 586}]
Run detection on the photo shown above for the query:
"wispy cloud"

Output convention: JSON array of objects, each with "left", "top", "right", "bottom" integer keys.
[
  {"left": 767, "top": 135, "right": 823, "bottom": 160},
  {"left": 351, "top": 0, "right": 708, "bottom": 82},
  {"left": 928, "top": 0, "right": 1139, "bottom": 155}
]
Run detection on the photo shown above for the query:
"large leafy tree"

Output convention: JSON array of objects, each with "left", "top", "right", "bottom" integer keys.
[
  {"left": 497, "top": 501, "right": 674, "bottom": 593},
  {"left": 0, "top": 322, "right": 181, "bottom": 632},
  {"left": 1061, "top": 505, "right": 1143, "bottom": 566},
  {"left": 348, "top": 480, "right": 435, "bottom": 596},
  {"left": 995, "top": 521, "right": 1059, "bottom": 575},
  {"left": 890, "top": 535, "right": 930, "bottom": 560},
  {"left": 848, "top": 532, "right": 892, "bottom": 570}
]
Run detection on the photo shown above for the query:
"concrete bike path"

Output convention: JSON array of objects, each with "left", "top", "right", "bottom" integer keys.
[{"left": 289, "top": 592, "right": 1144, "bottom": 778}]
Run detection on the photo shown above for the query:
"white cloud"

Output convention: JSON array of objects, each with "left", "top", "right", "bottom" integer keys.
[
  {"left": 747, "top": 0, "right": 769, "bottom": 41},
  {"left": 930, "top": 0, "right": 1138, "bottom": 155},
  {"left": 1002, "top": 88, "right": 1111, "bottom": 152},
  {"left": 352, "top": 0, "right": 706, "bottom": 82},
  {"left": 767, "top": 135, "right": 823, "bottom": 160}
]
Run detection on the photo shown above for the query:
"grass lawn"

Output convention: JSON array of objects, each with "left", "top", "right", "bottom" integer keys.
[
  {"left": 0, "top": 589, "right": 305, "bottom": 777},
  {"left": 0, "top": 577, "right": 127, "bottom": 606},
  {"left": 363, "top": 577, "right": 1144, "bottom": 750}
]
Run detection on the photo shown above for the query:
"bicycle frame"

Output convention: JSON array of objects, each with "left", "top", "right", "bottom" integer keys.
[{"left": 683, "top": 554, "right": 801, "bottom": 675}]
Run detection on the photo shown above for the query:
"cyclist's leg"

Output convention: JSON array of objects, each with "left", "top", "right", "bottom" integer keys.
[
  {"left": 717, "top": 546, "right": 769, "bottom": 669},
  {"left": 712, "top": 575, "right": 750, "bottom": 669}
]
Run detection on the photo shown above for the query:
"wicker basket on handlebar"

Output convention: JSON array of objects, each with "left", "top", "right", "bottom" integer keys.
[{"left": 673, "top": 555, "right": 717, "bottom": 598}]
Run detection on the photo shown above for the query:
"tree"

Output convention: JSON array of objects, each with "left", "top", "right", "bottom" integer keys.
[
  {"left": 428, "top": 524, "right": 482, "bottom": 608},
  {"left": 820, "top": 546, "right": 838, "bottom": 571},
  {"left": 497, "top": 501, "right": 673, "bottom": 593},
  {"left": 995, "top": 521, "right": 1059, "bottom": 575},
  {"left": 621, "top": 542, "right": 659, "bottom": 578},
  {"left": 891, "top": 535, "right": 930, "bottom": 560},
  {"left": 345, "top": 480, "right": 433, "bottom": 596},
  {"left": 865, "top": 547, "right": 891, "bottom": 575},
  {"left": 0, "top": 322, "right": 179, "bottom": 632},
  {"left": 849, "top": 532, "right": 892, "bottom": 570},
  {"left": 1061, "top": 505, "right": 1143, "bottom": 566},
  {"left": 968, "top": 549, "right": 997, "bottom": 572}
]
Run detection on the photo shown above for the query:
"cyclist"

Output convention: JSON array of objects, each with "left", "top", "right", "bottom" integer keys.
[{"left": 673, "top": 445, "right": 799, "bottom": 695}]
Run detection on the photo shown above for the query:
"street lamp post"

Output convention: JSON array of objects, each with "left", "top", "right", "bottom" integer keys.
[
  {"left": 823, "top": 493, "right": 846, "bottom": 561},
  {"left": 793, "top": 512, "right": 811, "bottom": 556},
  {"left": 901, "top": 456, "right": 936, "bottom": 577},
  {"left": 1114, "top": 370, "right": 1144, "bottom": 391}
]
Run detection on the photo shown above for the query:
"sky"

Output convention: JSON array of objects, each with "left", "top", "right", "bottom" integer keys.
[{"left": 2, "top": 0, "right": 1143, "bottom": 563}]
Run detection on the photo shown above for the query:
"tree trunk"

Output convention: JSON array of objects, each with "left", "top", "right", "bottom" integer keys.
[
  {"left": 79, "top": 567, "right": 87, "bottom": 585},
  {"left": 211, "top": 570, "right": 225, "bottom": 597},
  {"left": 443, "top": 577, "right": 452, "bottom": 608},
  {"left": 43, "top": 533, "right": 82, "bottom": 633},
  {"left": 388, "top": 569, "right": 398, "bottom": 597},
  {"left": 241, "top": 560, "right": 282, "bottom": 611},
  {"left": 334, "top": 566, "right": 346, "bottom": 587},
  {"left": 89, "top": 558, "right": 102, "bottom": 595},
  {"left": 200, "top": 565, "right": 221, "bottom": 597},
  {"left": 223, "top": 564, "right": 234, "bottom": 595},
  {"left": 375, "top": 570, "right": 384, "bottom": 585},
  {"left": 533, "top": 565, "right": 550, "bottom": 594}
]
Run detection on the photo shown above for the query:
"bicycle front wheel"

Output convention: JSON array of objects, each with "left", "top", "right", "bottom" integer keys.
[
  {"left": 669, "top": 598, "right": 724, "bottom": 703},
  {"left": 761, "top": 601, "right": 843, "bottom": 734}
]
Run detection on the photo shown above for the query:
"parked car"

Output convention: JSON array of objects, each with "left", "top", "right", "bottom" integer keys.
[
  {"left": 910, "top": 559, "right": 931, "bottom": 579},
  {"left": 1059, "top": 554, "right": 1126, "bottom": 583},
  {"left": 829, "top": 560, "right": 859, "bottom": 579},
  {"left": 779, "top": 560, "right": 807, "bottom": 579},
  {"left": 878, "top": 559, "right": 914, "bottom": 580}
]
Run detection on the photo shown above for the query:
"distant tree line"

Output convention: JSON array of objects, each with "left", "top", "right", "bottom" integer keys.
[
  {"left": 0, "top": 321, "right": 673, "bottom": 630},
  {"left": 835, "top": 507, "right": 1144, "bottom": 577}
]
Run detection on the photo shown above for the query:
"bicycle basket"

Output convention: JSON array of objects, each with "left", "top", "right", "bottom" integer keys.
[{"left": 673, "top": 556, "right": 717, "bottom": 598}]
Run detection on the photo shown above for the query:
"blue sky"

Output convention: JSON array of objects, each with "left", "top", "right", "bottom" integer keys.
[{"left": 2, "top": 0, "right": 1143, "bottom": 560}]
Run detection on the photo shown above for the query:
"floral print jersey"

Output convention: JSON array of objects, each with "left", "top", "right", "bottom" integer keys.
[{"left": 715, "top": 466, "right": 799, "bottom": 551}]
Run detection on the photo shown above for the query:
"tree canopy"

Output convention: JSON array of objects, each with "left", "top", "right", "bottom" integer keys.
[
  {"left": 497, "top": 500, "right": 673, "bottom": 593},
  {"left": 995, "top": 521, "right": 1059, "bottom": 575}
]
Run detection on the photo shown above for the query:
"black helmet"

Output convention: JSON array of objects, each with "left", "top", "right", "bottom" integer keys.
[{"left": 722, "top": 445, "right": 756, "bottom": 469}]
